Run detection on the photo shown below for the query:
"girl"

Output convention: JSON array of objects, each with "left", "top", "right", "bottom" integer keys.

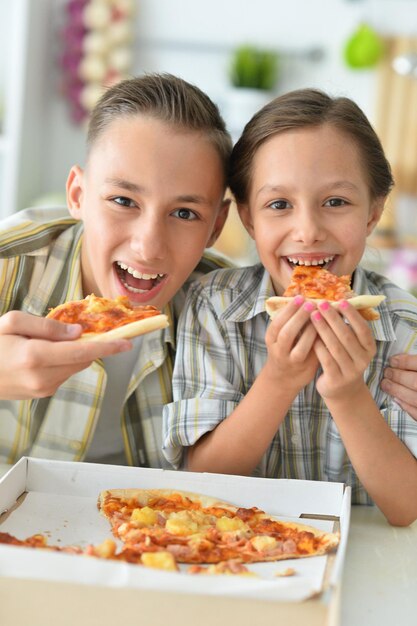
[{"left": 163, "top": 88, "right": 417, "bottom": 526}]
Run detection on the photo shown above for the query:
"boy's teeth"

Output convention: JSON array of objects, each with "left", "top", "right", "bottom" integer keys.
[
  {"left": 116, "top": 261, "right": 163, "bottom": 280},
  {"left": 287, "top": 256, "right": 334, "bottom": 267}
]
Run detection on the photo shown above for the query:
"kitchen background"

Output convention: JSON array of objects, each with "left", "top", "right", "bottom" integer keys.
[{"left": 0, "top": 0, "right": 417, "bottom": 289}]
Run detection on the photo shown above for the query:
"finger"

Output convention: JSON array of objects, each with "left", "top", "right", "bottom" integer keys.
[
  {"left": 315, "top": 301, "right": 375, "bottom": 365},
  {"left": 313, "top": 337, "right": 338, "bottom": 372},
  {"left": 383, "top": 366, "right": 417, "bottom": 391},
  {"left": 389, "top": 397, "right": 417, "bottom": 421},
  {"left": 381, "top": 373, "right": 417, "bottom": 409},
  {"left": 291, "top": 322, "right": 318, "bottom": 362},
  {"left": 388, "top": 353, "right": 417, "bottom": 372},
  {"left": 272, "top": 301, "right": 317, "bottom": 352},
  {"left": 266, "top": 295, "right": 307, "bottom": 343},
  {"left": 28, "top": 338, "right": 132, "bottom": 368},
  {"left": 310, "top": 309, "right": 353, "bottom": 372},
  {"left": 0, "top": 310, "right": 82, "bottom": 340},
  {"left": 336, "top": 300, "right": 375, "bottom": 352}
]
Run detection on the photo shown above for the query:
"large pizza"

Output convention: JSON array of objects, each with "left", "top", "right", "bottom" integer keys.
[{"left": 0, "top": 487, "right": 339, "bottom": 575}]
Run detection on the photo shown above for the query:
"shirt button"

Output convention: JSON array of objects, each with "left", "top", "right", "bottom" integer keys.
[{"left": 291, "top": 434, "right": 301, "bottom": 445}]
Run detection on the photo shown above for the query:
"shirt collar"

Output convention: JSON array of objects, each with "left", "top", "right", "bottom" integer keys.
[
  {"left": 352, "top": 266, "right": 395, "bottom": 342},
  {"left": 219, "top": 264, "right": 275, "bottom": 322}
]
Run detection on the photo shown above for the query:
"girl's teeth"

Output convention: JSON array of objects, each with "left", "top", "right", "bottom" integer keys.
[{"left": 287, "top": 256, "right": 334, "bottom": 267}]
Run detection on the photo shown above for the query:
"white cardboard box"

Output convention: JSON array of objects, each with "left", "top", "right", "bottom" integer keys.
[{"left": 0, "top": 457, "right": 351, "bottom": 626}]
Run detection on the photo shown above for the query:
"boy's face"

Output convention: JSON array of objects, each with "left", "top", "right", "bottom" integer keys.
[
  {"left": 67, "top": 116, "right": 229, "bottom": 308},
  {"left": 238, "top": 123, "right": 384, "bottom": 295}
]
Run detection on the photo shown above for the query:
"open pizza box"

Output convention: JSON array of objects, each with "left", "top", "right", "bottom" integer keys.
[{"left": 0, "top": 457, "right": 351, "bottom": 626}]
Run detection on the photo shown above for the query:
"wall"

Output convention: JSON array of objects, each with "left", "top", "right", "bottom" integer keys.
[{"left": 3, "top": 0, "right": 417, "bottom": 207}]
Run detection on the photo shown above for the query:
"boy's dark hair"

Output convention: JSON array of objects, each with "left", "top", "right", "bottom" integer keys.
[
  {"left": 87, "top": 73, "right": 232, "bottom": 185},
  {"left": 229, "top": 88, "right": 394, "bottom": 203}
]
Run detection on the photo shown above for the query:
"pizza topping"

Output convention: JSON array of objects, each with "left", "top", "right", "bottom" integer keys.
[
  {"left": 47, "top": 294, "right": 164, "bottom": 335},
  {"left": 283, "top": 265, "right": 355, "bottom": 300},
  {"left": 141, "top": 551, "right": 178, "bottom": 571}
]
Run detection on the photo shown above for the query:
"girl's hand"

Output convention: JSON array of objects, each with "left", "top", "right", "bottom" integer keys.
[
  {"left": 311, "top": 300, "right": 376, "bottom": 400},
  {"left": 264, "top": 295, "right": 320, "bottom": 391}
]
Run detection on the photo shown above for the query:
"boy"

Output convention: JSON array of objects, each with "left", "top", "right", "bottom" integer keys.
[{"left": 0, "top": 73, "right": 232, "bottom": 470}]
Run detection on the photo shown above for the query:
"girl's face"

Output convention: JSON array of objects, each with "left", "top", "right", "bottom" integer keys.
[
  {"left": 238, "top": 123, "right": 384, "bottom": 295},
  {"left": 67, "top": 116, "right": 229, "bottom": 309}
]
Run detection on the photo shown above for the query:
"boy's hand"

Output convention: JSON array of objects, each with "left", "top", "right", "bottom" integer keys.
[
  {"left": 310, "top": 300, "right": 376, "bottom": 400},
  {"left": 0, "top": 311, "right": 132, "bottom": 400},
  {"left": 264, "top": 296, "right": 319, "bottom": 391},
  {"left": 382, "top": 354, "right": 417, "bottom": 420}
]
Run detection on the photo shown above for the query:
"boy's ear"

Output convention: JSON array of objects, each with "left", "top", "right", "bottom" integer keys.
[
  {"left": 237, "top": 203, "right": 254, "bottom": 239},
  {"left": 366, "top": 196, "right": 385, "bottom": 236},
  {"left": 207, "top": 198, "right": 231, "bottom": 247},
  {"left": 66, "top": 165, "right": 85, "bottom": 219}
]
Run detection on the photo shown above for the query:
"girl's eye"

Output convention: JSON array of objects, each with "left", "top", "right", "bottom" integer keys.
[
  {"left": 269, "top": 200, "right": 291, "bottom": 210},
  {"left": 325, "top": 198, "right": 347, "bottom": 207},
  {"left": 112, "top": 196, "right": 135, "bottom": 208},
  {"left": 172, "top": 208, "right": 198, "bottom": 220}
]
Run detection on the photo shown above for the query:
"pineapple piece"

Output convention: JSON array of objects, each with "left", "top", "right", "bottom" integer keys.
[
  {"left": 216, "top": 516, "right": 249, "bottom": 533},
  {"left": 141, "top": 551, "right": 178, "bottom": 571},
  {"left": 250, "top": 535, "right": 278, "bottom": 552},
  {"left": 165, "top": 511, "right": 199, "bottom": 536},
  {"left": 130, "top": 506, "right": 158, "bottom": 526},
  {"left": 90, "top": 538, "right": 117, "bottom": 558}
]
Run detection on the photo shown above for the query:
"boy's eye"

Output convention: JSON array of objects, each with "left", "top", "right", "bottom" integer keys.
[
  {"left": 269, "top": 200, "right": 291, "bottom": 210},
  {"left": 113, "top": 196, "right": 135, "bottom": 208},
  {"left": 325, "top": 198, "right": 347, "bottom": 207},
  {"left": 172, "top": 208, "right": 198, "bottom": 220}
]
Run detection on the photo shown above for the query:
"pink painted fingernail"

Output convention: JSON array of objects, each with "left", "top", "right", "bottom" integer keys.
[
  {"left": 319, "top": 301, "right": 330, "bottom": 311},
  {"left": 339, "top": 300, "right": 349, "bottom": 309},
  {"left": 294, "top": 295, "right": 304, "bottom": 305},
  {"left": 304, "top": 302, "right": 315, "bottom": 312},
  {"left": 313, "top": 311, "right": 322, "bottom": 321}
]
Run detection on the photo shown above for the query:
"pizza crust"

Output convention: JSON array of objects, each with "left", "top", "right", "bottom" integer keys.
[
  {"left": 98, "top": 488, "right": 239, "bottom": 513},
  {"left": 76, "top": 314, "right": 169, "bottom": 342},
  {"left": 265, "top": 294, "right": 386, "bottom": 321}
]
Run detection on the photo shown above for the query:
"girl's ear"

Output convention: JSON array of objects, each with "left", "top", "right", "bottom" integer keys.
[
  {"left": 66, "top": 165, "right": 84, "bottom": 219},
  {"left": 207, "top": 198, "right": 231, "bottom": 247},
  {"left": 366, "top": 196, "right": 386, "bottom": 236},
  {"left": 237, "top": 203, "right": 255, "bottom": 239}
]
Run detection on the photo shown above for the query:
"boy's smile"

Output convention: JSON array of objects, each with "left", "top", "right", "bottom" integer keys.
[
  {"left": 67, "top": 116, "right": 228, "bottom": 309},
  {"left": 238, "top": 123, "right": 384, "bottom": 296}
]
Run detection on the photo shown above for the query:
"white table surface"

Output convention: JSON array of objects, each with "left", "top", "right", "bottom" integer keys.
[{"left": 341, "top": 505, "right": 417, "bottom": 626}]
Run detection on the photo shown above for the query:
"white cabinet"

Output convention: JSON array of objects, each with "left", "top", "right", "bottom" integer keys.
[{"left": 0, "top": 0, "right": 54, "bottom": 217}]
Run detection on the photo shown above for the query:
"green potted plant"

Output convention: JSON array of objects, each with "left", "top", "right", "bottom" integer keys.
[
  {"left": 226, "top": 44, "right": 279, "bottom": 136},
  {"left": 230, "top": 45, "right": 279, "bottom": 91}
]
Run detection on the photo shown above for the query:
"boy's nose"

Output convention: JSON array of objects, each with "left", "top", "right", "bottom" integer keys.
[{"left": 130, "top": 217, "right": 166, "bottom": 261}]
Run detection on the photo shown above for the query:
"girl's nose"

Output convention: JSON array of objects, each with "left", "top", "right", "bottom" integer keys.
[{"left": 292, "top": 208, "right": 325, "bottom": 244}]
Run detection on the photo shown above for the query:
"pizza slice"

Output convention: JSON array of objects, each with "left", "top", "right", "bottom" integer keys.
[
  {"left": 97, "top": 488, "right": 339, "bottom": 565},
  {"left": 265, "top": 266, "right": 385, "bottom": 321},
  {"left": 46, "top": 293, "right": 169, "bottom": 341}
]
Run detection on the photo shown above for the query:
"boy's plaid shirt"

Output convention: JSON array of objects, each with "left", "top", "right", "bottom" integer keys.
[{"left": 0, "top": 207, "right": 230, "bottom": 469}]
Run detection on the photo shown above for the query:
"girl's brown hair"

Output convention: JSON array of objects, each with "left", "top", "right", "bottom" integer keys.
[
  {"left": 87, "top": 73, "right": 232, "bottom": 185},
  {"left": 229, "top": 88, "right": 394, "bottom": 203}
]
